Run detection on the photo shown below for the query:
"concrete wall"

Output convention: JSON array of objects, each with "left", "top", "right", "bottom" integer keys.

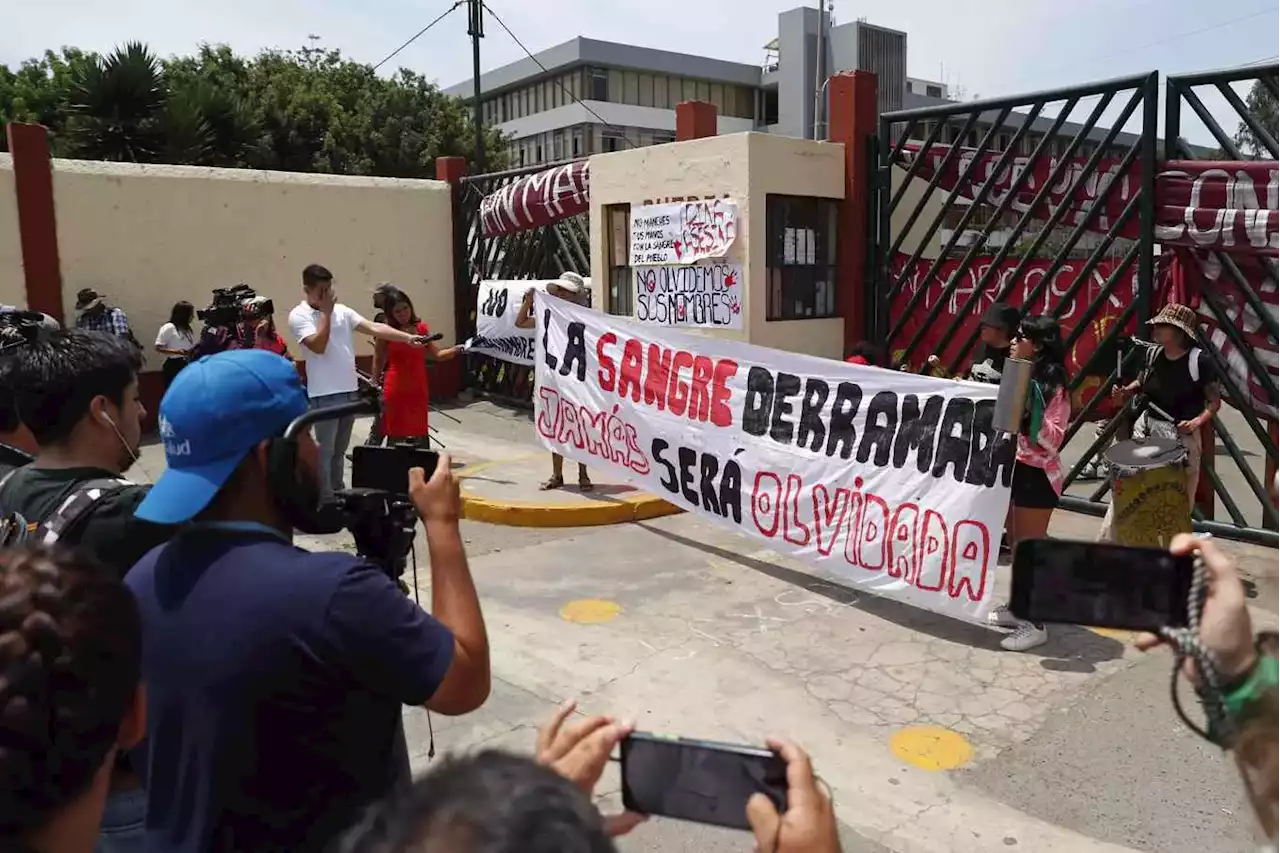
[
  {"left": 589, "top": 131, "right": 845, "bottom": 360},
  {"left": 0, "top": 155, "right": 24, "bottom": 309},
  {"left": 48, "top": 160, "right": 455, "bottom": 360}
]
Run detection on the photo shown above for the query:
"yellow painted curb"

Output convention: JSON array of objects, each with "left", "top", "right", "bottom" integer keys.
[
  {"left": 889, "top": 725, "right": 974, "bottom": 771},
  {"left": 457, "top": 458, "right": 683, "bottom": 528}
]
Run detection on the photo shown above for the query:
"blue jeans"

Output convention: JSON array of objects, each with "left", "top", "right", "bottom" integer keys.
[
  {"left": 310, "top": 391, "right": 358, "bottom": 499},
  {"left": 96, "top": 788, "right": 146, "bottom": 853}
]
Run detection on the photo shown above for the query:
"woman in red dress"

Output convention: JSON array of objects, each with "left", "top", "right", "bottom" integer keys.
[{"left": 372, "top": 287, "right": 458, "bottom": 445}]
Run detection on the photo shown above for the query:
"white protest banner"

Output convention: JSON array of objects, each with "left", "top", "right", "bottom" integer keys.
[
  {"left": 630, "top": 199, "right": 738, "bottom": 265},
  {"left": 634, "top": 263, "right": 744, "bottom": 329},
  {"left": 532, "top": 292, "right": 1013, "bottom": 622},
  {"left": 466, "top": 279, "right": 590, "bottom": 365}
]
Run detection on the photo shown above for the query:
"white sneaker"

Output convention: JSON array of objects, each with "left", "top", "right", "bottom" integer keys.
[
  {"left": 987, "top": 605, "right": 1020, "bottom": 629},
  {"left": 1001, "top": 622, "right": 1048, "bottom": 652}
]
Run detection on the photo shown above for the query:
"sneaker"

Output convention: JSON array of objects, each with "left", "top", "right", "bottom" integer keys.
[
  {"left": 1001, "top": 622, "right": 1048, "bottom": 652},
  {"left": 987, "top": 604, "right": 1020, "bottom": 629}
]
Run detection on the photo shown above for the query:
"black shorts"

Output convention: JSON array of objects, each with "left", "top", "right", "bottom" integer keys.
[{"left": 1011, "top": 462, "right": 1059, "bottom": 509}]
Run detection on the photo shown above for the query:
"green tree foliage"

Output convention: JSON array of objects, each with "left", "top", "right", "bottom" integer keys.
[
  {"left": 1234, "top": 78, "right": 1279, "bottom": 158},
  {"left": 0, "top": 41, "right": 506, "bottom": 175}
]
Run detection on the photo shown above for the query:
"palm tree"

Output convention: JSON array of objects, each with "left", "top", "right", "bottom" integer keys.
[{"left": 64, "top": 42, "right": 166, "bottom": 162}]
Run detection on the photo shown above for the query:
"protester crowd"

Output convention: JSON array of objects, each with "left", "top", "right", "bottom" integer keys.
[{"left": 0, "top": 268, "right": 1272, "bottom": 853}]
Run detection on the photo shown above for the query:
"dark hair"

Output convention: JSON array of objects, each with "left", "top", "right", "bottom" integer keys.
[
  {"left": 303, "top": 264, "right": 334, "bottom": 288},
  {"left": 9, "top": 329, "right": 142, "bottom": 446},
  {"left": 0, "top": 546, "right": 141, "bottom": 835},
  {"left": 381, "top": 287, "right": 419, "bottom": 331},
  {"left": 0, "top": 331, "right": 21, "bottom": 433},
  {"left": 335, "top": 751, "right": 615, "bottom": 853},
  {"left": 1019, "top": 315, "right": 1067, "bottom": 393},
  {"left": 170, "top": 300, "right": 195, "bottom": 333},
  {"left": 846, "top": 341, "right": 882, "bottom": 366}
]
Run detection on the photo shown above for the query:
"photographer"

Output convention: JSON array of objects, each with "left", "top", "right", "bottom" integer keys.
[
  {"left": 288, "top": 264, "right": 433, "bottom": 499},
  {"left": 125, "top": 350, "right": 490, "bottom": 852},
  {"left": 337, "top": 700, "right": 841, "bottom": 853},
  {"left": 243, "top": 295, "right": 291, "bottom": 359}
]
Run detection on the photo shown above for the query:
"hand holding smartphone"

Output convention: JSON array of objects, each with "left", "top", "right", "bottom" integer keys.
[{"left": 1009, "top": 539, "right": 1194, "bottom": 631}]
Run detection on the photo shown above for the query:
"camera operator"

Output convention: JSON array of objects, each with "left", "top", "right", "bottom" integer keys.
[
  {"left": 288, "top": 264, "right": 433, "bottom": 500},
  {"left": 0, "top": 317, "right": 43, "bottom": 469},
  {"left": 0, "top": 545, "right": 146, "bottom": 853},
  {"left": 125, "top": 349, "right": 490, "bottom": 852}
]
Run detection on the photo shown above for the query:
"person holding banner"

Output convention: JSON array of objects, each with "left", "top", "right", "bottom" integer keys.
[
  {"left": 989, "top": 316, "right": 1072, "bottom": 652},
  {"left": 373, "top": 286, "right": 459, "bottom": 446},
  {"left": 517, "top": 272, "right": 593, "bottom": 491}
]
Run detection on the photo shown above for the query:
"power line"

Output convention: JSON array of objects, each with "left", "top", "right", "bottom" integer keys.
[
  {"left": 372, "top": 1, "right": 464, "bottom": 72},
  {"left": 480, "top": 1, "right": 640, "bottom": 149},
  {"left": 1089, "top": 6, "right": 1278, "bottom": 64}
]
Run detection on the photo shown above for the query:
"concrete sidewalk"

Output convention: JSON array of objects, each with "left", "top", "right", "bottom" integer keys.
[{"left": 128, "top": 399, "right": 1276, "bottom": 853}]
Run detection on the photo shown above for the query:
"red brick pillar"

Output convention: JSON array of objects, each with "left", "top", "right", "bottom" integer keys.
[
  {"left": 675, "top": 101, "right": 717, "bottom": 141},
  {"left": 6, "top": 123, "right": 63, "bottom": 320},
  {"left": 433, "top": 155, "right": 470, "bottom": 400},
  {"left": 826, "top": 71, "right": 877, "bottom": 354}
]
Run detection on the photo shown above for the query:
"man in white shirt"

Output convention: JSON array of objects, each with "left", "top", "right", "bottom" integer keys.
[{"left": 288, "top": 263, "right": 431, "bottom": 499}]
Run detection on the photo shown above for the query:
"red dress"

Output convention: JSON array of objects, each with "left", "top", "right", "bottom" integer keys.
[{"left": 381, "top": 321, "right": 430, "bottom": 439}]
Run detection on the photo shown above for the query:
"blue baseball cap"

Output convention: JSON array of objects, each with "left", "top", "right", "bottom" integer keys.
[{"left": 136, "top": 350, "right": 308, "bottom": 524}]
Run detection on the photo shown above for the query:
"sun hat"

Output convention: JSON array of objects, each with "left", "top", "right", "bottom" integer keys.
[{"left": 1147, "top": 302, "right": 1198, "bottom": 338}]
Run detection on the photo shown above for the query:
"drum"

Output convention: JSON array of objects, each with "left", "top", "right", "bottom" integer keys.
[{"left": 1104, "top": 438, "right": 1191, "bottom": 548}]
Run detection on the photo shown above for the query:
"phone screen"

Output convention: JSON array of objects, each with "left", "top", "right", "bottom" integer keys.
[
  {"left": 350, "top": 445, "right": 440, "bottom": 496},
  {"left": 620, "top": 733, "right": 787, "bottom": 831},
  {"left": 1009, "top": 539, "right": 1194, "bottom": 631}
]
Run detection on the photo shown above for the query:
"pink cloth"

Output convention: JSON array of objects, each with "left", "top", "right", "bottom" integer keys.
[{"left": 1015, "top": 386, "right": 1071, "bottom": 495}]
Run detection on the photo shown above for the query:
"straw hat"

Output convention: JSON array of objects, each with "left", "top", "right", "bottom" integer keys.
[
  {"left": 1147, "top": 303, "right": 1197, "bottom": 338},
  {"left": 554, "top": 272, "right": 585, "bottom": 295}
]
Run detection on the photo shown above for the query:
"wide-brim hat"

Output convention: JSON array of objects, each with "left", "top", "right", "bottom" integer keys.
[
  {"left": 552, "top": 272, "right": 584, "bottom": 295},
  {"left": 75, "top": 288, "right": 104, "bottom": 311},
  {"left": 1147, "top": 302, "right": 1198, "bottom": 338}
]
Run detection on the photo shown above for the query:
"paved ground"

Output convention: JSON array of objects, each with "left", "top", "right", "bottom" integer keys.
[{"left": 131, "top": 397, "right": 1278, "bottom": 852}]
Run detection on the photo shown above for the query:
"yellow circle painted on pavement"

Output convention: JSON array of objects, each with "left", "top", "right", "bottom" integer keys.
[
  {"left": 889, "top": 725, "right": 973, "bottom": 771},
  {"left": 560, "top": 599, "right": 623, "bottom": 624},
  {"left": 1087, "top": 627, "right": 1139, "bottom": 643}
]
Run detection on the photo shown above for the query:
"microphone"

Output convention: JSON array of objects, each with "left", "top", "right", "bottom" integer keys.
[{"left": 421, "top": 332, "right": 444, "bottom": 343}]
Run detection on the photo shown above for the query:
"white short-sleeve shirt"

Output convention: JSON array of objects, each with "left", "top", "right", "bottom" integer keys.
[
  {"left": 155, "top": 322, "right": 197, "bottom": 353},
  {"left": 288, "top": 301, "right": 365, "bottom": 398}
]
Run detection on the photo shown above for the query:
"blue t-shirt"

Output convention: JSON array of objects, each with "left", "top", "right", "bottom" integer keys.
[{"left": 125, "top": 530, "right": 455, "bottom": 852}]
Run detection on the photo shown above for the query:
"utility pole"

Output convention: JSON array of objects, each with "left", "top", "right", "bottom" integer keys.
[
  {"left": 467, "top": 0, "right": 485, "bottom": 174},
  {"left": 811, "top": 0, "right": 826, "bottom": 140}
]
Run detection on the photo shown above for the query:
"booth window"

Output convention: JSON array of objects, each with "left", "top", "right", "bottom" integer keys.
[
  {"left": 766, "top": 195, "right": 838, "bottom": 321},
  {"left": 605, "top": 204, "right": 632, "bottom": 316}
]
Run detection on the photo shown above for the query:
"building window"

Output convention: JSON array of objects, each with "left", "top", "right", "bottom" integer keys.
[
  {"left": 638, "top": 73, "right": 654, "bottom": 108},
  {"left": 605, "top": 204, "right": 632, "bottom": 316},
  {"left": 623, "top": 71, "right": 639, "bottom": 105},
  {"left": 609, "top": 69, "right": 624, "bottom": 103},
  {"left": 763, "top": 89, "right": 779, "bottom": 125},
  {"left": 590, "top": 68, "right": 608, "bottom": 101},
  {"left": 682, "top": 78, "right": 697, "bottom": 102},
  {"left": 652, "top": 74, "right": 670, "bottom": 109},
  {"left": 669, "top": 76, "right": 682, "bottom": 108},
  {"left": 572, "top": 127, "right": 583, "bottom": 157},
  {"left": 766, "top": 195, "right": 838, "bottom": 321},
  {"left": 926, "top": 84, "right": 942, "bottom": 98},
  {"left": 651, "top": 130, "right": 675, "bottom": 145}
]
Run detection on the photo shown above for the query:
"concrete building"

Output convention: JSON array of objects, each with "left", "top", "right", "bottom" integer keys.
[{"left": 445, "top": 6, "right": 909, "bottom": 167}]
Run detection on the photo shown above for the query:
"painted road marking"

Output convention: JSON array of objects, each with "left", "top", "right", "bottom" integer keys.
[
  {"left": 890, "top": 725, "right": 974, "bottom": 771},
  {"left": 560, "top": 599, "right": 623, "bottom": 624},
  {"left": 1087, "top": 627, "right": 1140, "bottom": 643}
]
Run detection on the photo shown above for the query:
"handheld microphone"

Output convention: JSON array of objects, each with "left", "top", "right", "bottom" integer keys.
[{"left": 421, "top": 332, "right": 444, "bottom": 343}]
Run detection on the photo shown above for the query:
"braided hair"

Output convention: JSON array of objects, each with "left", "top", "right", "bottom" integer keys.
[{"left": 0, "top": 546, "right": 141, "bottom": 835}]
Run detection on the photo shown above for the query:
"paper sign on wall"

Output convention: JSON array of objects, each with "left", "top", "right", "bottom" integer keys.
[
  {"left": 630, "top": 199, "right": 738, "bottom": 265},
  {"left": 633, "top": 263, "right": 744, "bottom": 329},
  {"left": 532, "top": 292, "right": 1013, "bottom": 623}
]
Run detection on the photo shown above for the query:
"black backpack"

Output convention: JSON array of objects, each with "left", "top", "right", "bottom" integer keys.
[{"left": 0, "top": 468, "right": 131, "bottom": 549}]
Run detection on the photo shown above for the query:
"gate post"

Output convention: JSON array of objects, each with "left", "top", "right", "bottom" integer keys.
[
  {"left": 827, "top": 71, "right": 877, "bottom": 351},
  {"left": 436, "top": 155, "right": 469, "bottom": 399},
  {"left": 675, "top": 101, "right": 717, "bottom": 141},
  {"left": 6, "top": 122, "right": 64, "bottom": 320}
]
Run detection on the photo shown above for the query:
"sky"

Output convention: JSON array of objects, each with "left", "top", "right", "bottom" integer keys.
[{"left": 2, "top": 0, "right": 1277, "bottom": 145}]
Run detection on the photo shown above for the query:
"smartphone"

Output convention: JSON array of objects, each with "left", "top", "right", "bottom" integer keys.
[
  {"left": 620, "top": 733, "right": 787, "bottom": 831},
  {"left": 1009, "top": 539, "right": 1194, "bottom": 631},
  {"left": 350, "top": 445, "right": 440, "bottom": 496}
]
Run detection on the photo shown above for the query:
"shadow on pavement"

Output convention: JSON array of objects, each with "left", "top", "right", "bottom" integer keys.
[{"left": 638, "top": 523, "right": 1126, "bottom": 670}]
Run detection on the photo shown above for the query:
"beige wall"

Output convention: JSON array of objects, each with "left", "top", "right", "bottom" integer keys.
[
  {"left": 0, "top": 155, "right": 24, "bottom": 309},
  {"left": 50, "top": 160, "right": 454, "bottom": 361},
  {"left": 588, "top": 132, "right": 846, "bottom": 361}
]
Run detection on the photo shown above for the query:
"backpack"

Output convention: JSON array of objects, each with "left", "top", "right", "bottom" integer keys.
[
  {"left": 0, "top": 468, "right": 132, "bottom": 549},
  {"left": 1142, "top": 342, "right": 1202, "bottom": 382}
]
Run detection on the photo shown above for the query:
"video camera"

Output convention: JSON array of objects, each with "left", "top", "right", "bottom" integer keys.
[
  {"left": 198, "top": 284, "right": 256, "bottom": 328},
  {"left": 281, "top": 379, "right": 434, "bottom": 584},
  {"left": 0, "top": 310, "right": 54, "bottom": 355}
]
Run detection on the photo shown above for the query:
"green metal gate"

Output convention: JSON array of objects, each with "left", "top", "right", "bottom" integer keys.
[
  {"left": 870, "top": 66, "right": 1278, "bottom": 545},
  {"left": 453, "top": 159, "right": 591, "bottom": 404}
]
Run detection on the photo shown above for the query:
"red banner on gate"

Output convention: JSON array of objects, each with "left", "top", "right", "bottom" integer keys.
[
  {"left": 1154, "top": 160, "right": 1279, "bottom": 255},
  {"left": 479, "top": 160, "right": 590, "bottom": 238}
]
